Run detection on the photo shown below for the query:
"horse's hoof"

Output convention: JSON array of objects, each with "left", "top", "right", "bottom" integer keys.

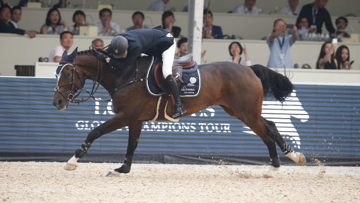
[
  {"left": 298, "top": 153, "right": 306, "bottom": 164},
  {"left": 263, "top": 166, "right": 279, "bottom": 178},
  {"left": 286, "top": 151, "right": 306, "bottom": 164},
  {"left": 63, "top": 162, "right": 78, "bottom": 171},
  {"left": 106, "top": 170, "right": 121, "bottom": 177}
]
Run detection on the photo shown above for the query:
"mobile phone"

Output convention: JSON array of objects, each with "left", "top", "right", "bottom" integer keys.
[
  {"left": 286, "top": 24, "right": 294, "bottom": 29},
  {"left": 332, "top": 38, "right": 338, "bottom": 44},
  {"left": 350, "top": 60, "right": 354, "bottom": 65}
]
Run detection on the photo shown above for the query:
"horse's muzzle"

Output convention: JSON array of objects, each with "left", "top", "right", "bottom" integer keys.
[{"left": 53, "top": 98, "right": 68, "bottom": 111}]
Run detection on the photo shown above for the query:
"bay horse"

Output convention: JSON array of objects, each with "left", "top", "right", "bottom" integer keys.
[{"left": 53, "top": 49, "right": 306, "bottom": 178}]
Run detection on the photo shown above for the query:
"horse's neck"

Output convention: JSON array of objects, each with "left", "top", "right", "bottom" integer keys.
[
  {"left": 79, "top": 55, "right": 152, "bottom": 94},
  {"left": 78, "top": 57, "right": 119, "bottom": 93}
]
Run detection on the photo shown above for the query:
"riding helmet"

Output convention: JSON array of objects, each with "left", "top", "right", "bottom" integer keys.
[{"left": 111, "top": 35, "right": 128, "bottom": 59}]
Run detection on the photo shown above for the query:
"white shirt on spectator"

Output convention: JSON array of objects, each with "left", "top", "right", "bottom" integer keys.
[
  {"left": 280, "top": 6, "right": 300, "bottom": 15},
  {"left": 233, "top": 4, "right": 260, "bottom": 14},
  {"left": 147, "top": 0, "right": 166, "bottom": 11},
  {"left": 49, "top": 45, "right": 65, "bottom": 62},
  {"left": 95, "top": 21, "right": 120, "bottom": 36},
  {"left": 227, "top": 57, "right": 251, "bottom": 66},
  {"left": 9, "top": 20, "right": 18, "bottom": 28}
]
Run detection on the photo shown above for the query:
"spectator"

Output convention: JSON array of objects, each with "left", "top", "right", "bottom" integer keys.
[
  {"left": 0, "top": 4, "right": 36, "bottom": 38},
  {"left": 162, "top": 11, "right": 181, "bottom": 38},
  {"left": 40, "top": 8, "right": 68, "bottom": 34},
  {"left": 176, "top": 37, "right": 187, "bottom": 58},
  {"left": 91, "top": 38, "right": 104, "bottom": 49},
  {"left": 203, "top": 10, "right": 223, "bottom": 39},
  {"left": 227, "top": 41, "right": 251, "bottom": 66},
  {"left": 68, "top": 10, "right": 88, "bottom": 35},
  {"left": 335, "top": 45, "right": 352, "bottom": 70},
  {"left": 95, "top": 8, "right": 120, "bottom": 36},
  {"left": 281, "top": 0, "right": 300, "bottom": 16},
  {"left": 316, "top": 41, "right": 337, "bottom": 69},
  {"left": 10, "top": 6, "right": 21, "bottom": 28},
  {"left": 294, "top": 17, "right": 316, "bottom": 40},
  {"left": 147, "top": 0, "right": 175, "bottom": 12},
  {"left": 267, "top": 19, "right": 298, "bottom": 69},
  {"left": 233, "top": 0, "right": 261, "bottom": 14},
  {"left": 335, "top": 17, "right": 350, "bottom": 38},
  {"left": 297, "top": 0, "right": 335, "bottom": 35},
  {"left": 49, "top": 31, "right": 74, "bottom": 62},
  {"left": 126, "top": 11, "right": 148, "bottom": 31},
  {"left": 53, "top": 0, "right": 68, "bottom": 8},
  {"left": 176, "top": 37, "right": 206, "bottom": 60}
]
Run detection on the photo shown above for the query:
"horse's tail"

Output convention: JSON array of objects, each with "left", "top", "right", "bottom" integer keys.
[{"left": 249, "top": 64, "right": 293, "bottom": 102}]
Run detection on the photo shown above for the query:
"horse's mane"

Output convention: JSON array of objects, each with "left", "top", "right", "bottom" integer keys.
[{"left": 77, "top": 49, "right": 96, "bottom": 55}]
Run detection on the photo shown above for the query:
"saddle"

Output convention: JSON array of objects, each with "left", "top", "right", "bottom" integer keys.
[{"left": 152, "top": 54, "right": 196, "bottom": 87}]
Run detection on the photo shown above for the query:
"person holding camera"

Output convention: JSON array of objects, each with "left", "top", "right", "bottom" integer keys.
[
  {"left": 267, "top": 19, "right": 298, "bottom": 69},
  {"left": 316, "top": 41, "right": 337, "bottom": 69}
]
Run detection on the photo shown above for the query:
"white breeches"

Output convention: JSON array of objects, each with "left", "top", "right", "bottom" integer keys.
[{"left": 162, "top": 38, "right": 176, "bottom": 78}]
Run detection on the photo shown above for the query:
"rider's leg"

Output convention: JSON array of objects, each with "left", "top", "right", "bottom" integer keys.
[{"left": 162, "top": 38, "right": 186, "bottom": 118}]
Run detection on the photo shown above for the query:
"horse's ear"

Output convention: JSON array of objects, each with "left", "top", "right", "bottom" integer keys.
[
  {"left": 72, "top": 47, "right": 78, "bottom": 55},
  {"left": 69, "top": 47, "right": 78, "bottom": 57},
  {"left": 68, "top": 47, "right": 78, "bottom": 62},
  {"left": 62, "top": 50, "right": 68, "bottom": 57}
]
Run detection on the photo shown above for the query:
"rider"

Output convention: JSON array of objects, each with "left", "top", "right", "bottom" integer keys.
[{"left": 101, "top": 27, "right": 186, "bottom": 118}]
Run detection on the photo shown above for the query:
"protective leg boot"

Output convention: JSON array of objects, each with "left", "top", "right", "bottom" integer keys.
[{"left": 166, "top": 75, "right": 186, "bottom": 118}]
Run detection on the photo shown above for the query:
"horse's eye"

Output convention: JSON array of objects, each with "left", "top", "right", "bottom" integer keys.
[{"left": 65, "top": 73, "right": 70, "bottom": 78}]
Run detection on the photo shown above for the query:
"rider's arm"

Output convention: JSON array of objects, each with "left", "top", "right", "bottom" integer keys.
[{"left": 109, "top": 46, "right": 142, "bottom": 72}]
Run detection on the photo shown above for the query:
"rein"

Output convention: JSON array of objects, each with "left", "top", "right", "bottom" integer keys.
[{"left": 54, "top": 60, "right": 103, "bottom": 104}]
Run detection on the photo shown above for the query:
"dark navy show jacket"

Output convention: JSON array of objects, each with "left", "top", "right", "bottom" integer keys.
[{"left": 109, "top": 27, "right": 174, "bottom": 71}]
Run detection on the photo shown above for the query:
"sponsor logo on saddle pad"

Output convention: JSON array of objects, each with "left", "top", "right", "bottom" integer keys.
[{"left": 190, "top": 77, "right": 197, "bottom": 84}]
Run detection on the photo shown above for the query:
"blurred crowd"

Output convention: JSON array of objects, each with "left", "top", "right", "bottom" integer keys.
[{"left": 0, "top": 0, "right": 356, "bottom": 69}]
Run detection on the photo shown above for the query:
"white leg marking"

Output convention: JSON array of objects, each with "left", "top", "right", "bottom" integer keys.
[
  {"left": 106, "top": 170, "right": 121, "bottom": 177},
  {"left": 63, "top": 155, "right": 79, "bottom": 171},
  {"left": 286, "top": 151, "right": 306, "bottom": 164},
  {"left": 263, "top": 166, "right": 280, "bottom": 178}
]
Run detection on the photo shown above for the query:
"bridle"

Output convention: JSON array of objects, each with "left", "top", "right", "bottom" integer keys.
[{"left": 54, "top": 60, "right": 103, "bottom": 104}]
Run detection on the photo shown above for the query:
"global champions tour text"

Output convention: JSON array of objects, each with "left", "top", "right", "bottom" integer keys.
[{"left": 74, "top": 98, "right": 231, "bottom": 133}]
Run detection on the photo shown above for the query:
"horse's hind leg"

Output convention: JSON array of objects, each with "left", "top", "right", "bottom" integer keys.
[
  {"left": 263, "top": 118, "right": 306, "bottom": 164},
  {"left": 106, "top": 120, "right": 143, "bottom": 177},
  {"left": 242, "top": 116, "right": 283, "bottom": 178},
  {"left": 240, "top": 114, "right": 280, "bottom": 166}
]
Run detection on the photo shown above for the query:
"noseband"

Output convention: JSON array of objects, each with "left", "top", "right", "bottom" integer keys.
[{"left": 54, "top": 60, "right": 102, "bottom": 104}]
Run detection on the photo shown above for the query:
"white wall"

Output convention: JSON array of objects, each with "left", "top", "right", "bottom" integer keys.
[
  {"left": 33, "top": 62, "right": 360, "bottom": 84},
  {"left": 4, "top": 0, "right": 360, "bottom": 16},
  {"left": 17, "top": 8, "right": 360, "bottom": 40},
  {"left": 0, "top": 34, "right": 112, "bottom": 76},
  {"left": 1, "top": 34, "right": 360, "bottom": 77}
]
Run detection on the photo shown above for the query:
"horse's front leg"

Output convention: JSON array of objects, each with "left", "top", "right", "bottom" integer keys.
[
  {"left": 106, "top": 120, "right": 143, "bottom": 177},
  {"left": 64, "top": 113, "right": 128, "bottom": 171}
]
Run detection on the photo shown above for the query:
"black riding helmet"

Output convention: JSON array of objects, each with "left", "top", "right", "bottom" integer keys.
[{"left": 111, "top": 36, "right": 128, "bottom": 59}]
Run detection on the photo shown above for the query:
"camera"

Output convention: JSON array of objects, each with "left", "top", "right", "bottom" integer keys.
[{"left": 286, "top": 24, "right": 294, "bottom": 29}]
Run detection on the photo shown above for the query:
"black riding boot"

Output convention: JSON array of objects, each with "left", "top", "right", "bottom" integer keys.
[{"left": 166, "top": 75, "right": 186, "bottom": 118}]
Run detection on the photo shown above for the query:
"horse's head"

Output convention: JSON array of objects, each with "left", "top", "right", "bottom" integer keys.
[{"left": 53, "top": 47, "right": 85, "bottom": 111}]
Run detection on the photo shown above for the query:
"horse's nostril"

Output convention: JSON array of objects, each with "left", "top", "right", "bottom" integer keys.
[{"left": 57, "top": 99, "right": 62, "bottom": 106}]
